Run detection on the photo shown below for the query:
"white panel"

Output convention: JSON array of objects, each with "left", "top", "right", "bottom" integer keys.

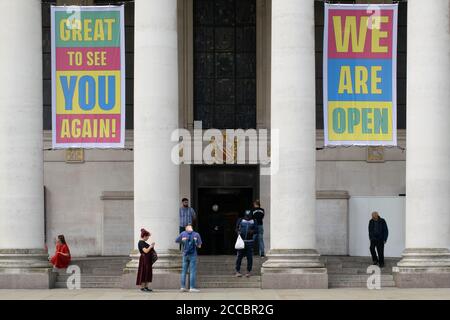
[{"left": 349, "top": 197, "right": 405, "bottom": 257}]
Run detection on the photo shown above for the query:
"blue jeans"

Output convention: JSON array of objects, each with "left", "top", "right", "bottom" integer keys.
[
  {"left": 181, "top": 254, "right": 197, "bottom": 289},
  {"left": 236, "top": 242, "right": 253, "bottom": 273},
  {"left": 256, "top": 225, "right": 265, "bottom": 256}
]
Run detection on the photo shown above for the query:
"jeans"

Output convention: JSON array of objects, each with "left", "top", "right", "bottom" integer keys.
[
  {"left": 370, "top": 240, "right": 385, "bottom": 265},
  {"left": 256, "top": 225, "right": 265, "bottom": 256},
  {"left": 181, "top": 254, "right": 197, "bottom": 289},
  {"left": 236, "top": 242, "right": 253, "bottom": 273}
]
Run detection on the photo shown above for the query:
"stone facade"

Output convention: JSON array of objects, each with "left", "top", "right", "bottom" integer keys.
[{"left": 0, "top": 0, "right": 449, "bottom": 289}]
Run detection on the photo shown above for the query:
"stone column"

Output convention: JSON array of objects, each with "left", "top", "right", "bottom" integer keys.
[
  {"left": 123, "top": 0, "right": 181, "bottom": 289},
  {"left": 393, "top": 0, "right": 450, "bottom": 288},
  {"left": 261, "top": 0, "right": 327, "bottom": 289},
  {"left": 0, "top": 0, "right": 53, "bottom": 288}
]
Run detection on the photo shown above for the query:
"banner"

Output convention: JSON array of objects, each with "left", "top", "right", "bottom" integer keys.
[
  {"left": 323, "top": 4, "right": 398, "bottom": 146},
  {"left": 51, "top": 6, "right": 125, "bottom": 148}
]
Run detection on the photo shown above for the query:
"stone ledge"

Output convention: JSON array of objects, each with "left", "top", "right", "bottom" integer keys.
[
  {"left": 0, "top": 268, "right": 56, "bottom": 289},
  {"left": 393, "top": 270, "right": 450, "bottom": 288},
  {"left": 101, "top": 191, "right": 134, "bottom": 200},
  {"left": 262, "top": 272, "right": 328, "bottom": 289},
  {"left": 101, "top": 191, "right": 350, "bottom": 201},
  {"left": 316, "top": 190, "right": 350, "bottom": 200},
  {"left": 261, "top": 249, "right": 328, "bottom": 288}
]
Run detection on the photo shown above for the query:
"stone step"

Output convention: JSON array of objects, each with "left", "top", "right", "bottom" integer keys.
[
  {"left": 198, "top": 275, "right": 261, "bottom": 281},
  {"left": 67, "top": 262, "right": 129, "bottom": 268},
  {"left": 55, "top": 268, "right": 124, "bottom": 275},
  {"left": 329, "top": 274, "right": 394, "bottom": 280},
  {"left": 198, "top": 267, "right": 262, "bottom": 272},
  {"left": 327, "top": 268, "right": 394, "bottom": 275},
  {"left": 199, "top": 262, "right": 264, "bottom": 266},
  {"left": 54, "top": 281, "right": 122, "bottom": 289},
  {"left": 328, "top": 274, "right": 395, "bottom": 288},
  {"left": 198, "top": 282, "right": 261, "bottom": 288},
  {"left": 329, "top": 281, "right": 396, "bottom": 288},
  {"left": 56, "top": 275, "right": 122, "bottom": 282},
  {"left": 197, "top": 268, "right": 262, "bottom": 273}
]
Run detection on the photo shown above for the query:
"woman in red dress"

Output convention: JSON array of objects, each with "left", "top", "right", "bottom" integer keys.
[
  {"left": 50, "top": 235, "right": 71, "bottom": 269},
  {"left": 136, "top": 228, "right": 155, "bottom": 292}
]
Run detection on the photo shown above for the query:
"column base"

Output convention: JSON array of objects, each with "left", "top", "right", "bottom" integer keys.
[
  {"left": 0, "top": 249, "right": 54, "bottom": 289},
  {"left": 261, "top": 249, "right": 328, "bottom": 289},
  {"left": 122, "top": 249, "right": 181, "bottom": 289},
  {"left": 393, "top": 248, "right": 450, "bottom": 288}
]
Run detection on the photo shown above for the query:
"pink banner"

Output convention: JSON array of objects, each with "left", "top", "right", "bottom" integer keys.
[
  {"left": 327, "top": 9, "right": 394, "bottom": 59},
  {"left": 56, "top": 47, "right": 121, "bottom": 71},
  {"left": 56, "top": 114, "right": 121, "bottom": 143}
]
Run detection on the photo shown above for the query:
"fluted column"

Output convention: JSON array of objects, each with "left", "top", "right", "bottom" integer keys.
[
  {"left": 0, "top": 0, "right": 52, "bottom": 288},
  {"left": 393, "top": 0, "right": 450, "bottom": 288},
  {"left": 261, "top": 0, "right": 327, "bottom": 289},
  {"left": 122, "top": 0, "right": 181, "bottom": 289}
]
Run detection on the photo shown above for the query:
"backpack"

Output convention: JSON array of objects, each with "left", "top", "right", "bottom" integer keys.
[
  {"left": 184, "top": 233, "right": 197, "bottom": 255},
  {"left": 238, "top": 219, "right": 255, "bottom": 241}
]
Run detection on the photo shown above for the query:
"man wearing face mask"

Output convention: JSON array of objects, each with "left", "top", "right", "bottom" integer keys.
[{"left": 208, "top": 204, "right": 224, "bottom": 255}]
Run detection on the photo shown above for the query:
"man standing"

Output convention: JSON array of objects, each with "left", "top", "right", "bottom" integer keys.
[
  {"left": 251, "top": 200, "right": 265, "bottom": 257},
  {"left": 235, "top": 210, "right": 256, "bottom": 277},
  {"left": 368, "top": 211, "right": 389, "bottom": 268},
  {"left": 208, "top": 204, "right": 224, "bottom": 255},
  {"left": 179, "top": 198, "right": 196, "bottom": 235},
  {"left": 176, "top": 224, "right": 202, "bottom": 293}
]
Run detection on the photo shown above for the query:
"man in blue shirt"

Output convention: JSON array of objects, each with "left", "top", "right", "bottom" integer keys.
[
  {"left": 179, "top": 198, "right": 196, "bottom": 234},
  {"left": 179, "top": 198, "right": 196, "bottom": 250},
  {"left": 176, "top": 224, "right": 202, "bottom": 292}
]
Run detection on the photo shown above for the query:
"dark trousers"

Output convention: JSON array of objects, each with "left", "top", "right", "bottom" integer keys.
[
  {"left": 179, "top": 227, "right": 184, "bottom": 250},
  {"left": 236, "top": 242, "right": 253, "bottom": 273},
  {"left": 210, "top": 231, "right": 223, "bottom": 255},
  {"left": 370, "top": 240, "right": 385, "bottom": 265}
]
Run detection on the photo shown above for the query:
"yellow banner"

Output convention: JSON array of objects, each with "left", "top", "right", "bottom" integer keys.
[
  {"left": 56, "top": 70, "right": 121, "bottom": 114},
  {"left": 327, "top": 101, "right": 393, "bottom": 141}
]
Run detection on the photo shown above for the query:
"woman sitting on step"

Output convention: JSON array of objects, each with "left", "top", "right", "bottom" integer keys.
[{"left": 50, "top": 235, "right": 71, "bottom": 269}]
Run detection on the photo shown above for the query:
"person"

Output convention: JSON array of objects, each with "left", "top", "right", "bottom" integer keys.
[
  {"left": 251, "top": 200, "right": 265, "bottom": 257},
  {"left": 176, "top": 224, "right": 202, "bottom": 293},
  {"left": 208, "top": 204, "right": 224, "bottom": 255},
  {"left": 50, "top": 235, "right": 71, "bottom": 269},
  {"left": 368, "top": 211, "right": 389, "bottom": 268},
  {"left": 235, "top": 210, "right": 256, "bottom": 277},
  {"left": 179, "top": 198, "right": 197, "bottom": 236},
  {"left": 136, "top": 228, "right": 155, "bottom": 292}
]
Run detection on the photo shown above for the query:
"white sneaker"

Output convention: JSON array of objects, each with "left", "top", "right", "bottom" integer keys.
[
  {"left": 189, "top": 288, "right": 200, "bottom": 293},
  {"left": 180, "top": 287, "right": 188, "bottom": 292}
]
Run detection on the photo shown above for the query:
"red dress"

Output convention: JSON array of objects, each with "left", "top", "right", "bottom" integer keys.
[
  {"left": 136, "top": 240, "right": 153, "bottom": 285},
  {"left": 50, "top": 243, "right": 71, "bottom": 268}
]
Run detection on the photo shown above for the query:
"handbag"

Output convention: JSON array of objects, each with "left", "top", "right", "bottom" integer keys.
[
  {"left": 150, "top": 248, "right": 158, "bottom": 265},
  {"left": 235, "top": 234, "right": 245, "bottom": 250}
]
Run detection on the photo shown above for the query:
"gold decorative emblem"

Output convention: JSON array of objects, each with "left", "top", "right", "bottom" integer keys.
[
  {"left": 367, "top": 146, "right": 384, "bottom": 163},
  {"left": 65, "top": 148, "right": 84, "bottom": 163}
]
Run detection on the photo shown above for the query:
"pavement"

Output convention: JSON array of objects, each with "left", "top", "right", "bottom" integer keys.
[{"left": 1, "top": 288, "right": 450, "bottom": 300}]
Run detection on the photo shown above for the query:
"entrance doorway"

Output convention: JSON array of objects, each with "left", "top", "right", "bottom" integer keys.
[
  {"left": 198, "top": 187, "right": 253, "bottom": 255},
  {"left": 193, "top": 165, "right": 259, "bottom": 255}
]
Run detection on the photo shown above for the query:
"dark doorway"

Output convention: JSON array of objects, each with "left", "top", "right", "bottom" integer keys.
[
  {"left": 198, "top": 187, "right": 253, "bottom": 255},
  {"left": 193, "top": 165, "right": 259, "bottom": 255}
]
